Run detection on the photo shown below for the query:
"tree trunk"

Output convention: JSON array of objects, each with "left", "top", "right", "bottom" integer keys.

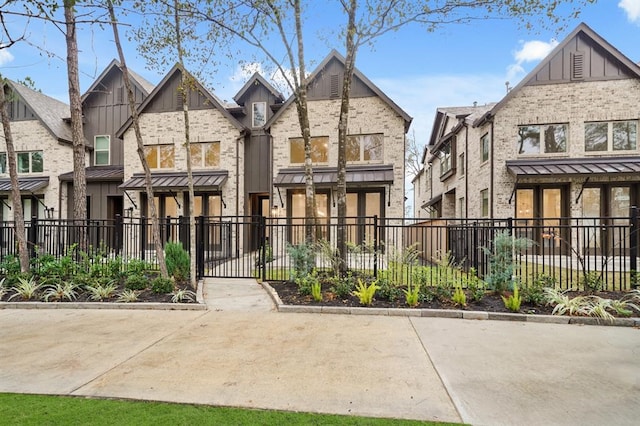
[
  {"left": 174, "top": 0, "right": 197, "bottom": 289},
  {"left": 64, "top": 1, "right": 87, "bottom": 251},
  {"left": 107, "top": 1, "right": 168, "bottom": 278},
  {"left": 336, "top": 0, "right": 358, "bottom": 274},
  {"left": 0, "top": 79, "right": 29, "bottom": 272}
]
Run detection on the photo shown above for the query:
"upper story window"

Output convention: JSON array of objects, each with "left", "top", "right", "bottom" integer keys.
[
  {"left": 585, "top": 120, "right": 637, "bottom": 152},
  {"left": 290, "top": 136, "right": 328, "bottom": 165},
  {"left": 480, "top": 189, "right": 489, "bottom": 218},
  {"left": 189, "top": 142, "right": 220, "bottom": 168},
  {"left": 438, "top": 138, "right": 455, "bottom": 180},
  {"left": 144, "top": 144, "right": 175, "bottom": 169},
  {"left": 458, "top": 152, "right": 465, "bottom": 176},
  {"left": 94, "top": 135, "right": 110, "bottom": 166},
  {"left": 252, "top": 102, "right": 266, "bottom": 127},
  {"left": 346, "top": 133, "right": 383, "bottom": 163},
  {"left": 517, "top": 124, "right": 567, "bottom": 155},
  {"left": 0, "top": 151, "right": 44, "bottom": 174},
  {"left": 481, "top": 133, "right": 489, "bottom": 163}
]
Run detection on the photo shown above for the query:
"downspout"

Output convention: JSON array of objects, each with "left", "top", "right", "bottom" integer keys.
[
  {"left": 58, "top": 179, "right": 63, "bottom": 220},
  {"left": 464, "top": 123, "right": 469, "bottom": 218},
  {"left": 490, "top": 120, "right": 495, "bottom": 218},
  {"left": 235, "top": 132, "right": 244, "bottom": 217}
]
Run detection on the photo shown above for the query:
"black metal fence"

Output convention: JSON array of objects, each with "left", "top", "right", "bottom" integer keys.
[{"left": 1, "top": 208, "right": 638, "bottom": 290}]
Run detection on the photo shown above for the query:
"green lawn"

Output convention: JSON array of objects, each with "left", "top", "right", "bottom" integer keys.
[{"left": 0, "top": 394, "right": 463, "bottom": 426}]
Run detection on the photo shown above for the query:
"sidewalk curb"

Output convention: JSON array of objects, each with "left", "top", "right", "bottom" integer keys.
[{"left": 260, "top": 282, "right": 640, "bottom": 327}]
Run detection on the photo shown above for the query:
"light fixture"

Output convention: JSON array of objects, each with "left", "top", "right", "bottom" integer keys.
[{"left": 271, "top": 205, "right": 279, "bottom": 217}]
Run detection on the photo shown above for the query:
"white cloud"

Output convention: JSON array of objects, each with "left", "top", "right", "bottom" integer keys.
[
  {"left": 0, "top": 48, "right": 14, "bottom": 66},
  {"left": 619, "top": 0, "right": 640, "bottom": 23},
  {"left": 506, "top": 39, "right": 558, "bottom": 83}
]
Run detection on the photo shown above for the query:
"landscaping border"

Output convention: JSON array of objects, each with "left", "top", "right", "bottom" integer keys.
[{"left": 260, "top": 282, "right": 640, "bottom": 328}]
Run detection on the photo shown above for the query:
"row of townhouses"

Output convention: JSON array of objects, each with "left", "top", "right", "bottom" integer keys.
[
  {"left": 1, "top": 51, "right": 411, "bottom": 251},
  {"left": 413, "top": 23, "right": 640, "bottom": 231}
]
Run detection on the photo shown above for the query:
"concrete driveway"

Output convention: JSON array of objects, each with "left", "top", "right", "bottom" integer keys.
[{"left": 1, "top": 278, "right": 638, "bottom": 425}]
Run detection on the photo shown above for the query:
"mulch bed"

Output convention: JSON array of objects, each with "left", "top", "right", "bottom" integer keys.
[{"left": 269, "top": 280, "right": 631, "bottom": 316}]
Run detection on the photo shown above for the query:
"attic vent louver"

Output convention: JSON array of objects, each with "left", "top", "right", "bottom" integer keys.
[
  {"left": 176, "top": 89, "right": 184, "bottom": 110},
  {"left": 571, "top": 52, "right": 584, "bottom": 80},
  {"left": 330, "top": 74, "right": 339, "bottom": 98}
]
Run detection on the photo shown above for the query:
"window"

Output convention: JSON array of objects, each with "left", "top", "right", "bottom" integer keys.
[
  {"left": 480, "top": 189, "right": 489, "bottom": 218},
  {"left": 346, "top": 134, "right": 383, "bottom": 162},
  {"left": 458, "top": 153, "right": 465, "bottom": 176},
  {"left": 0, "top": 151, "right": 43, "bottom": 174},
  {"left": 481, "top": 133, "right": 489, "bottom": 163},
  {"left": 438, "top": 140, "right": 454, "bottom": 178},
  {"left": 252, "top": 102, "right": 266, "bottom": 127},
  {"left": 290, "top": 136, "right": 328, "bottom": 164},
  {"left": 517, "top": 124, "right": 567, "bottom": 154},
  {"left": 94, "top": 135, "right": 110, "bottom": 165},
  {"left": 458, "top": 197, "right": 465, "bottom": 218},
  {"left": 189, "top": 142, "right": 220, "bottom": 168},
  {"left": 585, "top": 120, "right": 638, "bottom": 152},
  {"left": 144, "top": 145, "right": 175, "bottom": 169}
]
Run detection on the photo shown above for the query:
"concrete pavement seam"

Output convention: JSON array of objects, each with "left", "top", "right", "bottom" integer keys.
[
  {"left": 67, "top": 309, "right": 211, "bottom": 397},
  {"left": 407, "top": 317, "right": 466, "bottom": 425}
]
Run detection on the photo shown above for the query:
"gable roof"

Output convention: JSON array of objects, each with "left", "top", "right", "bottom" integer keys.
[
  {"left": 6, "top": 80, "right": 73, "bottom": 143},
  {"left": 116, "top": 63, "right": 244, "bottom": 138},
  {"left": 233, "top": 72, "right": 284, "bottom": 105},
  {"left": 82, "top": 59, "right": 155, "bottom": 103},
  {"left": 474, "top": 22, "right": 640, "bottom": 126},
  {"left": 265, "top": 50, "right": 412, "bottom": 132}
]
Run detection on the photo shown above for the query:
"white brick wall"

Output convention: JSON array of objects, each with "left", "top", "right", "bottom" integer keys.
[
  {"left": 0, "top": 120, "right": 82, "bottom": 219},
  {"left": 270, "top": 96, "right": 406, "bottom": 218},
  {"left": 122, "top": 109, "right": 244, "bottom": 217}
]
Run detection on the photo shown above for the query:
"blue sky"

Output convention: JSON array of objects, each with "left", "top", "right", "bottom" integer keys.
[{"left": 1, "top": 0, "right": 639, "bottom": 151}]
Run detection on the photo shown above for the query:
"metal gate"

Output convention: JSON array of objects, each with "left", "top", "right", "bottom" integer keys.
[{"left": 196, "top": 216, "right": 265, "bottom": 278}]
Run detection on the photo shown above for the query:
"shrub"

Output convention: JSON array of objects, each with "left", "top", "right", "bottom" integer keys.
[
  {"left": 42, "top": 281, "right": 79, "bottom": 302},
  {"left": 581, "top": 271, "right": 603, "bottom": 293},
  {"left": 352, "top": 279, "right": 379, "bottom": 306},
  {"left": 117, "top": 289, "right": 139, "bottom": 303},
  {"left": 482, "top": 231, "right": 534, "bottom": 293},
  {"left": 467, "top": 277, "right": 485, "bottom": 303},
  {"left": 171, "top": 288, "right": 196, "bottom": 303},
  {"left": 125, "top": 274, "right": 148, "bottom": 291},
  {"left": 165, "top": 242, "right": 190, "bottom": 282},
  {"left": 85, "top": 281, "right": 118, "bottom": 301},
  {"left": 151, "top": 276, "right": 175, "bottom": 294},
  {"left": 286, "top": 242, "right": 315, "bottom": 280},
  {"left": 329, "top": 273, "right": 355, "bottom": 299},
  {"left": 8, "top": 276, "right": 41, "bottom": 301},
  {"left": 0, "top": 255, "right": 21, "bottom": 284},
  {"left": 126, "top": 259, "right": 152, "bottom": 275},
  {"left": 295, "top": 270, "right": 319, "bottom": 296},
  {"left": 452, "top": 286, "right": 467, "bottom": 307},
  {"left": 310, "top": 280, "right": 322, "bottom": 302},
  {"left": 375, "top": 275, "right": 402, "bottom": 302},
  {"left": 403, "top": 282, "right": 420, "bottom": 307},
  {"left": 501, "top": 285, "right": 522, "bottom": 312},
  {"left": 522, "top": 274, "right": 555, "bottom": 305}
]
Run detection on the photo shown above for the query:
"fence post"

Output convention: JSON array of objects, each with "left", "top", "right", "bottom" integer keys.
[
  {"left": 630, "top": 206, "right": 638, "bottom": 289},
  {"left": 373, "top": 215, "right": 378, "bottom": 279},
  {"left": 196, "top": 215, "right": 205, "bottom": 279},
  {"left": 178, "top": 215, "right": 189, "bottom": 250},
  {"left": 114, "top": 214, "right": 123, "bottom": 255},
  {"left": 28, "top": 216, "right": 37, "bottom": 259},
  {"left": 140, "top": 216, "right": 147, "bottom": 261},
  {"left": 260, "top": 215, "right": 267, "bottom": 282}
]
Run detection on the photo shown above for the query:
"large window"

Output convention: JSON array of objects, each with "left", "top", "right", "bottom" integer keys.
[
  {"left": 585, "top": 120, "right": 637, "bottom": 152},
  {"left": 144, "top": 144, "right": 175, "bottom": 169},
  {"left": 480, "top": 189, "right": 489, "bottom": 217},
  {"left": 289, "top": 190, "right": 329, "bottom": 244},
  {"left": 0, "top": 151, "right": 43, "bottom": 174},
  {"left": 346, "top": 190, "right": 383, "bottom": 246},
  {"left": 481, "top": 133, "right": 489, "bottom": 163},
  {"left": 517, "top": 124, "right": 567, "bottom": 154},
  {"left": 252, "top": 102, "right": 266, "bottom": 127},
  {"left": 439, "top": 140, "right": 454, "bottom": 178},
  {"left": 290, "top": 136, "right": 328, "bottom": 164},
  {"left": 94, "top": 135, "right": 110, "bottom": 165},
  {"left": 189, "top": 142, "right": 220, "bottom": 168},
  {"left": 346, "top": 133, "right": 383, "bottom": 162}
]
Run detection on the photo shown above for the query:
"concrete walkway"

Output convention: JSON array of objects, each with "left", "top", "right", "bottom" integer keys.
[{"left": 0, "top": 278, "right": 638, "bottom": 425}]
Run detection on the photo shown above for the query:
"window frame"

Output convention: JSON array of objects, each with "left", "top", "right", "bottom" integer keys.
[
  {"left": 438, "top": 138, "right": 456, "bottom": 181},
  {"left": 189, "top": 142, "right": 221, "bottom": 169},
  {"left": 1, "top": 151, "right": 43, "bottom": 174},
  {"left": 252, "top": 102, "right": 267, "bottom": 128},
  {"left": 289, "top": 136, "right": 329, "bottom": 165},
  {"left": 144, "top": 144, "right": 175, "bottom": 170},
  {"left": 345, "top": 133, "right": 384, "bottom": 163},
  {"left": 480, "top": 189, "right": 489, "bottom": 218},
  {"left": 585, "top": 120, "right": 638, "bottom": 153},
  {"left": 94, "top": 135, "right": 110, "bottom": 166},
  {"left": 480, "top": 133, "right": 489, "bottom": 163},
  {"left": 517, "top": 123, "right": 568, "bottom": 155}
]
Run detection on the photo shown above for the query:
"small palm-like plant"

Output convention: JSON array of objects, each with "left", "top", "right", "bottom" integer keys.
[
  {"left": 42, "top": 281, "right": 79, "bottom": 302},
  {"left": 9, "top": 276, "right": 41, "bottom": 301},
  {"left": 352, "top": 279, "right": 379, "bottom": 306},
  {"left": 501, "top": 285, "right": 522, "bottom": 312},
  {"left": 170, "top": 288, "right": 196, "bottom": 303},
  {"left": 452, "top": 286, "right": 467, "bottom": 307},
  {"left": 117, "top": 289, "right": 140, "bottom": 303},
  {"left": 403, "top": 282, "right": 420, "bottom": 307},
  {"left": 310, "top": 281, "right": 322, "bottom": 302},
  {"left": 85, "top": 281, "right": 118, "bottom": 301}
]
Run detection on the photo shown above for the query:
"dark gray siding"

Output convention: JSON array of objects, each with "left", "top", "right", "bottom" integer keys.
[
  {"left": 234, "top": 83, "right": 281, "bottom": 129},
  {"left": 244, "top": 133, "right": 271, "bottom": 194},
  {"left": 6, "top": 88, "right": 37, "bottom": 121},
  {"left": 530, "top": 33, "right": 634, "bottom": 84},
  {"left": 145, "top": 71, "right": 211, "bottom": 113},
  {"left": 307, "top": 57, "right": 375, "bottom": 100},
  {"left": 66, "top": 182, "right": 122, "bottom": 220},
  {"left": 83, "top": 68, "right": 147, "bottom": 166}
]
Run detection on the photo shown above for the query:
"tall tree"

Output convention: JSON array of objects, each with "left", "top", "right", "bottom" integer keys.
[
  {"left": 0, "top": 79, "right": 30, "bottom": 272},
  {"left": 63, "top": 0, "right": 88, "bottom": 250},
  {"left": 333, "top": 0, "right": 596, "bottom": 272},
  {"left": 106, "top": 0, "right": 169, "bottom": 278}
]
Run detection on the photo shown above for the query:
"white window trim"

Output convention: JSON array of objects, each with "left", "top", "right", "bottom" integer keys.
[{"left": 94, "top": 135, "right": 110, "bottom": 166}]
